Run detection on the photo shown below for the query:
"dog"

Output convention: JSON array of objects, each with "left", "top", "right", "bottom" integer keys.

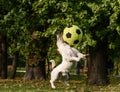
[{"left": 50, "top": 34, "right": 88, "bottom": 89}]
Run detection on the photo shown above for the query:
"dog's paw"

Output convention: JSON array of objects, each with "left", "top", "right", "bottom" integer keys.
[
  {"left": 64, "top": 81, "right": 70, "bottom": 86},
  {"left": 52, "top": 86, "right": 56, "bottom": 89},
  {"left": 77, "top": 53, "right": 84, "bottom": 57},
  {"left": 50, "top": 80, "right": 56, "bottom": 89},
  {"left": 66, "top": 83, "right": 70, "bottom": 86}
]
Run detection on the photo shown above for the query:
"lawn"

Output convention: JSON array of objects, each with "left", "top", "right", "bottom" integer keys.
[{"left": 0, "top": 74, "right": 120, "bottom": 92}]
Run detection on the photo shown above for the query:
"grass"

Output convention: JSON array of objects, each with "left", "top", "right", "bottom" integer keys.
[{"left": 0, "top": 73, "right": 120, "bottom": 92}]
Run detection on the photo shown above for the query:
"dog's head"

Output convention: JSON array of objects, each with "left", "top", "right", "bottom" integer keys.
[{"left": 56, "top": 34, "right": 68, "bottom": 55}]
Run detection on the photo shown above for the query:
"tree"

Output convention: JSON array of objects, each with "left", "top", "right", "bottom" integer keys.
[
  {"left": 0, "top": 0, "right": 66, "bottom": 80},
  {"left": 24, "top": 36, "right": 49, "bottom": 80},
  {"left": 0, "top": 32, "right": 7, "bottom": 79},
  {"left": 9, "top": 52, "right": 19, "bottom": 79},
  {"left": 81, "top": 0, "right": 120, "bottom": 85},
  {"left": 1, "top": 0, "right": 120, "bottom": 86},
  {"left": 0, "top": 0, "right": 8, "bottom": 78}
]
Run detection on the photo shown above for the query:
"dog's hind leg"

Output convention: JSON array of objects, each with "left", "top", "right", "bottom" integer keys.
[
  {"left": 50, "top": 71, "right": 59, "bottom": 89},
  {"left": 50, "top": 79, "right": 56, "bottom": 89},
  {"left": 61, "top": 72, "right": 70, "bottom": 86}
]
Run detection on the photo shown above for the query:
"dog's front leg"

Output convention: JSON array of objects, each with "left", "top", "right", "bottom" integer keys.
[
  {"left": 77, "top": 53, "right": 88, "bottom": 59},
  {"left": 68, "top": 53, "right": 86, "bottom": 62},
  {"left": 69, "top": 56, "right": 81, "bottom": 62}
]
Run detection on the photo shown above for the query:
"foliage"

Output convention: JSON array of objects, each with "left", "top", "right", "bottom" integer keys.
[{"left": 0, "top": 0, "right": 120, "bottom": 65}]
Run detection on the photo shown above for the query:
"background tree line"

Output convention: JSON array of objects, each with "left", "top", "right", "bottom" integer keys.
[{"left": 0, "top": 0, "right": 120, "bottom": 85}]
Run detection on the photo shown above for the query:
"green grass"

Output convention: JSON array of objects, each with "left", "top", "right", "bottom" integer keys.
[{"left": 0, "top": 74, "right": 120, "bottom": 92}]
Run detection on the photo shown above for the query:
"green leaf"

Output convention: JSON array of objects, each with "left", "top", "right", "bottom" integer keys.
[{"left": 116, "top": 26, "right": 120, "bottom": 35}]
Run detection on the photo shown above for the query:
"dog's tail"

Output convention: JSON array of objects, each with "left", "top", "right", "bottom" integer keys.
[{"left": 50, "top": 60, "right": 56, "bottom": 69}]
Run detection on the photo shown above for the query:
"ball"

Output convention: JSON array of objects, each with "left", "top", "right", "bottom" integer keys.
[{"left": 62, "top": 25, "right": 83, "bottom": 46}]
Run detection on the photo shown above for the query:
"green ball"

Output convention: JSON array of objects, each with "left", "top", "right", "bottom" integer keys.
[{"left": 63, "top": 25, "right": 83, "bottom": 46}]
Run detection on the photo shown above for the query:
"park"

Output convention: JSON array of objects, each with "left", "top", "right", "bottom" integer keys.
[{"left": 0, "top": 0, "right": 120, "bottom": 91}]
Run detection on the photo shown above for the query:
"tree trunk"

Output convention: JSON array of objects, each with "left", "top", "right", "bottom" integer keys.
[
  {"left": 24, "top": 55, "right": 46, "bottom": 81},
  {"left": 24, "top": 37, "right": 48, "bottom": 81},
  {"left": 0, "top": 33, "right": 7, "bottom": 79},
  {"left": 9, "top": 52, "right": 18, "bottom": 79},
  {"left": 87, "top": 43, "right": 109, "bottom": 85},
  {"left": 115, "top": 64, "right": 119, "bottom": 76},
  {"left": 76, "top": 62, "right": 81, "bottom": 75},
  {"left": 0, "top": 53, "right": 2, "bottom": 76}
]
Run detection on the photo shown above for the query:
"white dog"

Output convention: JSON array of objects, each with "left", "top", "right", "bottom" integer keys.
[{"left": 50, "top": 34, "right": 87, "bottom": 89}]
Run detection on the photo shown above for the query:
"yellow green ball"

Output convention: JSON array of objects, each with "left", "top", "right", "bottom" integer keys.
[{"left": 63, "top": 25, "right": 83, "bottom": 46}]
